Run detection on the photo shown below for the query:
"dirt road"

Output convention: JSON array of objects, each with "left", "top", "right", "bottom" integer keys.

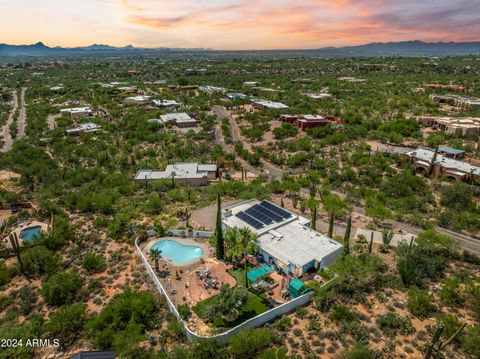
[
  {"left": 0, "top": 90, "right": 18, "bottom": 153},
  {"left": 16, "top": 87, "right": 27, "bottom": 139}
]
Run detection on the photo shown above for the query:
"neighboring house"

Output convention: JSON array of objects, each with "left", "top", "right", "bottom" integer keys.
[
  {"left": 159, "top": 112, "right": 197, "bottom": 128},
  {"left": 302, "top": 93, "right": 333, "bottom": 100},
  {"left": 152, "top": 99, "right": 180, "bottom": 110},
  {"left": 65, "top": 122, "right": 102, "bottom": 136},
  {"left": 430, "top": 94, "right": 480, "bottom": 110},
  {"left": 279, "top": 114, "right": 340, "bottom": 130},
  {"left": 250, "top": 99, "right": 289, "bottom": 109},
  {"left": 117, "top": 86, "right": 138, "bottom": 94},
  {"left": 226, "top": 92, "right": 247, "bottom": 100},
  {"left": 124, "top": 95, "right": 151, "bottom": 105},
  {"left": 222, "top": 200, "right": 343, "bottom": 278},
  {"left": 406, "top": 148, "right": 480, "bottom": 182},
  {"left": 243, "top": 81, "right": 261, "bottom": 87},
  {"left": 439, "top": 146, "right": 465, "bottom": 159},
  {"left": 422, "top": 83, "right": 472, "bottom": 93},
  {"left": 412, "top": 115, "right": 480, "bottom": 136},
  {"left": 134, "top": 162, "right": 218, "bottom": 186},
  {"left": 199, "top": 85, "right": 226, "bottom": 94},
  {"left": 60, "top": 107, "right": 93, "bottom": 119},
  {"left": 50, "top": 86, "right": 63, "bottom": 91}
]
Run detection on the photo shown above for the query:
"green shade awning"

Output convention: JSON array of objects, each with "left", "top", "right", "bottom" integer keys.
[
  {"left": 289, "top": 278, "right": 305, "bottom": 292},
  {"left": 247, "top": 264, "right": 274, "bottom": 282}
]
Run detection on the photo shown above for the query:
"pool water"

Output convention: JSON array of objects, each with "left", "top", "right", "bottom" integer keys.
[
  {"left": 151, "top": 240, "right": 204, "bottom": 264},
  {"left": 20, "top": 225, "right": 43, "bottom": 242}
]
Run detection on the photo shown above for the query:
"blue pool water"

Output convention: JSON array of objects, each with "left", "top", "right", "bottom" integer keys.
[
  {"left": 151, "top": 240, "right": 204, "bottom": 264},
  {"left": 20, "top": 225, "right": 42, "bottom": 242}
]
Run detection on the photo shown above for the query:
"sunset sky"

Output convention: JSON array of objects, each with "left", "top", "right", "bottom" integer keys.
[{"left": 1, "top": 0, "right": 479, "bottom": 50}]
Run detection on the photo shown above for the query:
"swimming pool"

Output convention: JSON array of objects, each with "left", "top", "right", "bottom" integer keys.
[
  {"left": 19, "top": 225, "right": 42, "bottom": 242},
  {"left": 151, "top": 239, "right": 204, "bottom": 264}
]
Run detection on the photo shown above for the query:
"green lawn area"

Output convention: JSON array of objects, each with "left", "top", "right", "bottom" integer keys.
[{"left": 191, "top": 266, "right": 270, "bottom": 328}]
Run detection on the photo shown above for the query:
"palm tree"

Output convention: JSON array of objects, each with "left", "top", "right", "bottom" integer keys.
[
  {"left": 150, "top": 248, "right": 162, "bottom": 272},
  {"left": 238, "top": 228, "right": 257, "bottom": 289}
]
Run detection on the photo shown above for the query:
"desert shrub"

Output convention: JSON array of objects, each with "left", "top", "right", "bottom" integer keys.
[
  {"left": 440, "top": 276, "right": 464, "bottom": 306},
  {"left": 342, "top": 342, "right": 377, "bottom": 359},
  {"left": 435, "top": 313, "right": 464, "bottom": 345},
  {"left": 178, "top": 303, "right": 191, "bottom": 320},
  {"left": 407, "top": 286, "right": 436, "bottom": 318},
  {"left": 45, "top": 303, "right": 87, "bottom": 348},
  {"left": 229, "top": 327, "right": 271, "bottom": 359},
  {"left": 332, "top": 305, "right": 358, "bottom": 324},
  {"left": 41, "top": 271, "right": 83, "bottom": 306},
  {"left": 82, "top": 252, "right": 106, "bottom": 274},
  {"left": 87, "top": 289, "right": 159, "bottom": 354},
  {"left": 0, "top": 262, "right": 16, "bottom": 286},
  {"left": 462, "top": 325, "right": 480, "bottom": 358},
  {"left": 22, "top": 246, "right": 60, "bottom": 277},
  {"left": 376, "top": 312, "right": 414, "bottom": 337}
]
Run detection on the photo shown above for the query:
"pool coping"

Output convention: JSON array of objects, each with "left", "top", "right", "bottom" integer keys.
[{"left": 146, "top": 237, "right": 206, "bottom": 267}]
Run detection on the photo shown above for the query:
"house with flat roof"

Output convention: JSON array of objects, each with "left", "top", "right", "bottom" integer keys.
[
  {"left": 152, "top": 99, "right": 180, "bottom": 110},
  {"left": 302, "top": 93, "right": 333, "bottom": 100},
  {"left": 439, "top": 146, "right": 465, "bottom": 159},
  {"left": 279, "top": 114, "right": 340, "bottom": 130},
  {"left": 65, "top": 122, "right": 102, "bottom": 136},
  {"left": 226, "top": 92, "right": 247, "bottom": 100},
  {"left": 60, "top": 107, "right": 93, "bottom": 119},
  {"left": 406, "top": 148, "right": 480, "bottom": 182},
  {"left": 412, "top": 115, "right": 480, "bottom": 136},
  {"left": 222, "top": 200, "right": 343, "bottom": 277},
  {"left": 430, "top": 94, "right": 480, "bottom": 110},
  {"left": 250, "top": 99, "right": 289, "bottom": 109},
  {"left": 124, "top": 95, "right": 151, "bottom": 105},
  {"left": 159, "top": 112, "right": 197, "bottom": 128},
  {"left": 134, "top": 162, "right": 218, "bottom": 186},
  {"left": 199, "top": 85, "right": 226, "bottom": 94}
]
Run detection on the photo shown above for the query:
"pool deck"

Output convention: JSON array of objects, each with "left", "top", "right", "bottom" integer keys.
[
  {"left": 4, "top": 220, "right": 49, "bottom": 247},
  {"left": 141, "top": 236, "right": 235, "bottom": 307}
]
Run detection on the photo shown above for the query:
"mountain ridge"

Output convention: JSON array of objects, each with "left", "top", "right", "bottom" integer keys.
[{"left": 1, "top": 40, "right": 480, "bottom": 56}]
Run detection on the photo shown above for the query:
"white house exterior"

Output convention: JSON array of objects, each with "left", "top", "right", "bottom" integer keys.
[
  {"left": 222, "top": 200, "right": 343, "bottom": 277},
  {"left": 134, "top": 162, "right": 217, "bottom": 186}
]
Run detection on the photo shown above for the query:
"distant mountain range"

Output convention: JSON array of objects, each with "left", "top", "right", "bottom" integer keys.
[{"left": 1, "top": 40, "right": 480, "bottom": 57}]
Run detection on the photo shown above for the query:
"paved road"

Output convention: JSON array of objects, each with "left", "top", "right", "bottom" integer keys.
[
  {"left": 16, "top": 87, "right": 27, "bottom": 139},
  {"left": 211, "top": 107, "right": 480, "bottom": 254},
  {"left": 328, "top": 190, "right": 480, "bottom": 254},
  {"left": 0, "top": 90, "right": 18, "bottom": 153}
]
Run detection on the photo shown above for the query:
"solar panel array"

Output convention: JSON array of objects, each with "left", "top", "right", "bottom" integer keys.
[{"left": 235, "top": 201, "right": 293, "bottom": 229}]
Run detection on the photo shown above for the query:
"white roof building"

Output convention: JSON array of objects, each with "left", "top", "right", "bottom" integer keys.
[
  {"left": 199, "top": 85, "right": 227, "bottom": 93},
  {"left": 134, "top": 162, "right": 217, "bottom": 186},
  {"left": 124, "top": 96, "right": 151, "bottom": 105},
  {"left": 302, "top": 93, "right": 333, "bottom": 100},
  {"left": 222, "top": 200, "right": 343, "bottom": 277},
  {"left": 60, "top": 107, "right": 93, "bottom": 118},
  {"left": 159, "top": 112, "right": 197, "bottom": 127},
  {"left": 65, "top": 122, "right": 102, "bottom": 136},
  {"left": 250, "top": 99, "right": 289, "bottom": 109},
  {"left": 152, "top": 99, "right": 180, "bottom": 109}
]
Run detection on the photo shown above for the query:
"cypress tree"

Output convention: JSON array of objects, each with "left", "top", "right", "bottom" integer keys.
[
  {"left": 429, "top": 145, "right": 439, "bottom": 177},
  {"left": 215, "top": 194, "right": 225, "bottom": 260},
  {"left": 327, "top": 212, "right": 334, "bottom": 238},
  {"left": 311, "top": 204, "right": 317, "bottom": 230},
  {"left": 280, "top": 198, "right": 285, "bottom": 208},
  {"left": 368, "top": 231, "right": 374, "bottom": 253},
  {"left": 343, "top": 214, "right": 351, "bottom": 255}
]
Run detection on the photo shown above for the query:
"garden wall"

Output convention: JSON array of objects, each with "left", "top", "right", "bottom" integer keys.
[{"left": 135, "top": 236, "right": 319, "bottom": 342}]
